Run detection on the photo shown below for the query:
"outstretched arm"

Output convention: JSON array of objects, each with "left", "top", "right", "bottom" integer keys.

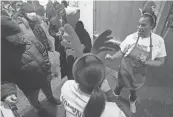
[
  {"left": 105, "top": 50, "right": 124, "bottom": 60},
  {"left": 144, "top": 57, "right": 165, "bottom": 67},
  {"left": 112, "top": 50, "right": 124, "bottom": 60}
]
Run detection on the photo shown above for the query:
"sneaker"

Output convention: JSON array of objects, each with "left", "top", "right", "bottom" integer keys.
[{"left": 129, "top": 99, "right": 136, "bottom": 113}]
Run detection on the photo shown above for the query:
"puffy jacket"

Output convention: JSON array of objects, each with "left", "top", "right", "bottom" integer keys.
[
  {"left": 1, "top": 15, "right": 51, "bottom": 92},
  {"left": 15, "top": 35, "right": 51, "bottom": 92},
  {"left": 20, "top": 35, "right": 51, "bottom": 76}
]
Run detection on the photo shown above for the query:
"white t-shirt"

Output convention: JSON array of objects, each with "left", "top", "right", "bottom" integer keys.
[
  {"left": 60, "top": 80, "right": 126, "bottom": 117},
  {"left": 120, "top": 32, "right": 167, "bottom": 60}
]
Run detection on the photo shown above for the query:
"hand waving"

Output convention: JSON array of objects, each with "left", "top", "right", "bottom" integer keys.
[
  {"left": 91, "top": 29, "right": 120, "bottom": 55},
  {"left": 61, "top": 24, "right": 84, "bottom": 58},
  {"left": 91, "top": 29, "right": 113, "bottom": 55}
]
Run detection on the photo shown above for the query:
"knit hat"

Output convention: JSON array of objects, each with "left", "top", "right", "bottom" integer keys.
[{"left": 20, "top": 2, "right": 35, "bottom": 14}]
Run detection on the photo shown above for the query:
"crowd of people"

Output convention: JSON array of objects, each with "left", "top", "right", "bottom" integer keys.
[
  {"left": 1, "top": 0, "right": 92, "bottom": 117},
  {"left": 1, "top": 0, "right": 167, "bottom": 117}
]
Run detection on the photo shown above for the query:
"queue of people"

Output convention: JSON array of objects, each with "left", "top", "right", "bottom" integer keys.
[{"left": 1, "top": 0, "right": 92, "bottom": 116}]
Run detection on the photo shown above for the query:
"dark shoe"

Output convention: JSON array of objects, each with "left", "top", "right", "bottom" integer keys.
[
  {"left": 105, "top": 89, "right": 119, "bottom": 102},
  {"left": 48, "top": 97, "right": 61, "bottom": 105}
]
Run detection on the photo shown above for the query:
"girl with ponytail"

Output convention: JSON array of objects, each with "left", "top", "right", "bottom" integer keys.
[{"left": 60, "top": 54, "right": 126, "bottom": 117}]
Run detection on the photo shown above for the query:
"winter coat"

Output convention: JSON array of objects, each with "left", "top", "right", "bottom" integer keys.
[
  {"left": 27, "top": 19, "right": 52, "bottom": 52},
  {"left": 35, "top": 4, "right": 45, "bottom": 17},
  {"left": 49, "top": 22, "right": 61, "bottom": 51},
  {"left": 18, "top": 2, "right": 53, "bottom": 52},
  {"left": 1, "top": 15, "right": 51, "bottom": 93},
  {"left": 16, "top": 35, "right": 51, "bottom": 92},
  {"left": 46, "top": 1, "right": 56, "bottom": 21}
]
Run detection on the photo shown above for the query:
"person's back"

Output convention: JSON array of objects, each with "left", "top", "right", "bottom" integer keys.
[
  {"left": 61, "top": 80, "right": 126, "bottom": 117},
  {"left": 60, "top": 55, "right": 126, "bottom": 117}
]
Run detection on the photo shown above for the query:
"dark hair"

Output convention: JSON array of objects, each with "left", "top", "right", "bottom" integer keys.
[
  {"left": 76, "top": 21, "right": 84, "bottom": 29},
  {"left": 73, "top": 54, "right": 106, "bottom": 117},
  {"left": 61, "top": 0, "right": 68, "bottom": 8},
  {"left": 27, "top": 1, "right": 32, "bottom": 4},
  {"left": 53, "top": 1, "right": 60, "bottom": 8},
  {"left": 141, "top": 12, "right": 157, "bottom": 29}
]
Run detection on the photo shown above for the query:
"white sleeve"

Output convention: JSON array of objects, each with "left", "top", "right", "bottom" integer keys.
[
  {"left": 155, "top": 39, "right": 167, "bottom": 58},
  {"left": 100, "top": 79, "right": 111, "bottom": 92},
  {"left": 104, "top": 102, "right": 126, "bottom": 117},
  {"left": 119, "top": 35, "right": 132, "bottom": 54},
  {"left": 119, "top": 109, "right": 126, "bottom": 117},
  {"left": 60, "top": 80, "right": 69, "bottom": 102},
  {"left": 60, "top": 83, "right": 65, "bottom": 102}
]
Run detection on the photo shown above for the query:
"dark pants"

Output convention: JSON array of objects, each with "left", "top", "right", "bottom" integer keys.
[
  {"left": 59, "top": 46, "right": 68, "bottom": 79},
  {"left": 66, "top": 55, "right": 75, "bottom": 80},
  {"left": 23, "top": 80, "right": 54, "bottom": 110},
  {"left": 114, "top": 81, "right": 137, "bottom": 102},
  {"left": 59, "top": 55, "right": 75, "bottom": 80}
]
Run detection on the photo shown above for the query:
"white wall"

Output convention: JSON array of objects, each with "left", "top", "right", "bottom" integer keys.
[
  {"left": 69, "top": 0, "right": 93, "bottom": 41},
  {"left": 78, "top": 1, "right": 93, "bottom": 40}
]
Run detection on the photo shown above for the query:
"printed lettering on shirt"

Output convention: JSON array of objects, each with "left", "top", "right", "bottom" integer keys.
[
  {"left": 61, "top": 96, "right": 84, "bottom": 117},
  {"left": 136, "top": 44, "right": 148, "bottom": 51}
]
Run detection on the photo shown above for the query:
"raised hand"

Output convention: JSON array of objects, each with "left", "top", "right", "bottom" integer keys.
[
  {"left": 61, "top": 24, "right": 84, "bottom": 58},
  {"left": 91, "top": 29, "right": 113, "bottom": 55},
  {"left": 101, "top": 39, "right": 121, "bottom": 52},
  {"left": 92, "top": 29, "right": 121, "bottom": 55}
]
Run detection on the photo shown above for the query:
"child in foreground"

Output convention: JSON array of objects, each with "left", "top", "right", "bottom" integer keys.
[{"left": 60, "top": 54, "right": 126, "bottom": 117}]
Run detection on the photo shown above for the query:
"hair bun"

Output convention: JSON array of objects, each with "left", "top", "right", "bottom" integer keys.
[{"left": 142, "top": 0, "right": 156, "bottom": 15}]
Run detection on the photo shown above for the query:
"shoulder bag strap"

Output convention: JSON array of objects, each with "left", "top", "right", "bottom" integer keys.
[{"left": 149, "top": 33, "right": 153, "bottom": 60}]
